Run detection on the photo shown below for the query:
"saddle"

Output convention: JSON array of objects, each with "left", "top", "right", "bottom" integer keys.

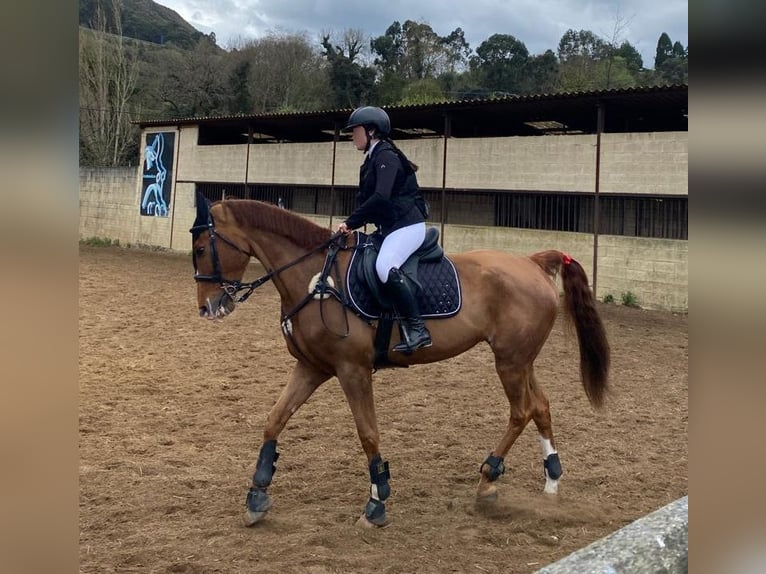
[
  {"left": 344, "top": 228, "right": 461, "bottom": 370},
  {"left": 345, "top": 228, "right": 462, "bottom": 320}
]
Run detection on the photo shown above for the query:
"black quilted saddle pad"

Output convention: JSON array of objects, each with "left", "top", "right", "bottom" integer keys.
[{"left": 345, "top": 245, "right": 462, "bottom": 320}]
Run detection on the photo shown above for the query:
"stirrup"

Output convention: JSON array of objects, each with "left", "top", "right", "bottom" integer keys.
[{"left": 392, "top": 333, "right": 432, "bottom": 354}]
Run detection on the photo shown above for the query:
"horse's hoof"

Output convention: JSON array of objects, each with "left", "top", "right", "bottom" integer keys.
[
  {"left": 475, "top": 492, "right": 498, "bottom": 511},
  {"left": 244, "top": 487, "right": 272, "bottom": 526},
  {"left": 244, "top": 509, "right": 268, "bottom": 526},
  {"left": 543, "top": 479, "right": 559, "bottom": 495},
  {"left": 355, "top": 514, "right": 391, "bottom": 529},
  {"left": 476, "top": 481, "right": 498, "bottom": 503}
]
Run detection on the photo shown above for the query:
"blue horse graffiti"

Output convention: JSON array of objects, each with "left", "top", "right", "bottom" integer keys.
[{"left": 141, "top": 133, "right": 169, "bottom": 217}]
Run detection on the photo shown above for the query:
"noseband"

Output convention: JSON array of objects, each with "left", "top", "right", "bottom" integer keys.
[{"left": 190, "top": 212, "right": 262, "bottom": 303}]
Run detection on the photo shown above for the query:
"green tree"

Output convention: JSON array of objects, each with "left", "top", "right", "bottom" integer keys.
[
  {"left": 471, "top": 34, "right": 529, "bottom": 95},
  {"left": 654, "top": 32, "right": 673, "bottom": 69},
  {"left": 371, "top": 22, "right": 404, "bottom": 73},
  {"left": 602, "top": 56, "right": 640, "bottom": 89},
  {"left": 227, "top": 33, "right": 332, "bottom": 113},
  {"left": 441, "top": 27, "right": 471, "bottom": 73},
  {"left": 150, "top": 47, "right": 189, "bottom": 117},
  {"left": 557, "top": 29, "right": 610, "bottom": 91},
  {"left": 226, "top": 57, "right": 253, "bottom": 114},
  {"left": 187, "top": 35, "right": 227, "bottom": 115},
  {"left": 615, "top": 41, "right": 643, "bottom": 73},
  {"left": 656, "top": 55, "right": 688, "bottom": 84},
  {"left": 321, "top": 31, "right": 376, "bottom": 108},
  {"left": 369, "top": 22, "right": 406, "bottom": 103},
  {"left": 155, "top": 35, "right": 227, "bottom": 117},
  {"left": 519, "top": 50, "right": 559, "bottom": 94},
  {"left": 399, "top": 20, "right": 446, "bottom": 80},
  {"left": 436, "top": 69, "right": 484, "bottom": 101},
  {"left": 672, "top": 41, "right": 687, "bottom": 58},
  {"left": 399, "top": 78, "right": 445, "bottom": 105},
  {"left": 371, "top": 19, "right": 472, "bottom": 95},
  {"left": 653, "top": 33, "right": 687, "bottom": 84}
]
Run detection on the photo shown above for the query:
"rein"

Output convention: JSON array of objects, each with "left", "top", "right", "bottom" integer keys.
[{"left": 280, "top": 238, "right": 351, "bottom": 338}]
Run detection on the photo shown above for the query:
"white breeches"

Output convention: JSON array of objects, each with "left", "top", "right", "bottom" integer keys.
[{"left": 375, "top": 223, "right": 426, "bottom": 283}]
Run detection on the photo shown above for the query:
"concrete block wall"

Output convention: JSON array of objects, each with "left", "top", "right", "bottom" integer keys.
[
  {"left": 169, "top": 182, "right": 197, "bottom": 252},
  {"left": 438, "top": 225, "right": 687, "bottom": 311},
  {"left": 247, "top": 141, "right": 337, "bottom": 185},
  {"left": 440, "top": 225, "right": 595, "bottom": 269},
  {"left": 601, "top": 132, "right": 688, "bottom": 195},
  {"left": 79, "top": 167, "right": 143, "bottom": 245},
  {"left": 393, "top": 138, "right": 446, "bottom": 188},
  {"left": 402, "top": 132, "right": 687, "bottom": 195},
  {"left": 175, "top": 126, "right": 247, "bottom": 183},
  {"left": 79, "top": 128, "right": 687, "bottom": 311},
  {"left": 79, "top": 172, "right": 686, "bottom": 310},
  {"left": 162, "top": 131, "right": 687, "bottom": 196},
  {"left": 445, "top": 136, "right": 597, "bottom": 191},
  {"left": 80, "top": 167, "right": 182, "bottom": 251},
  {"left": 597, "top": 234, "right": 688, "bottom": 312}
]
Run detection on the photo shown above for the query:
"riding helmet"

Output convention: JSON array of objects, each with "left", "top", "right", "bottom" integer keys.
[{"left": 343, "top": 106, "right": 391, "bottom": 137}]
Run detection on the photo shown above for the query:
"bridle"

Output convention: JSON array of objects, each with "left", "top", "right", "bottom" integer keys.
[
  {"left": 190, "top": 210, "right": 343, "bottom": 305},
  {"left": 190, "top": 208, "right": 359, "bottom": 373}
]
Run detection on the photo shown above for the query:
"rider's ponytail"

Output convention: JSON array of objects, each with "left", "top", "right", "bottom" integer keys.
[{"left": 381, "top": 136, "right": 416, "bottom": 176}]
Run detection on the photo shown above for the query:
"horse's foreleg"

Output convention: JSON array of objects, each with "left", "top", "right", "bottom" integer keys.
[
  {"left": 336, "top": 366, "right": 391, "bottom": 528},
  {"left": 244, "top": 361, "right": 329, "bottom": 526}
]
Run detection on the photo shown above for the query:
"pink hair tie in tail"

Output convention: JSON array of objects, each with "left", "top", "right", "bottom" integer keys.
[{"left": 562, "top": 253, "right": 572, "bottom": 265}]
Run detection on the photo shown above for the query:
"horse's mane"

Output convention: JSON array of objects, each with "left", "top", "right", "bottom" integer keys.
[{"left": 220, "top": 199, "right": 333, "bottom": 250}]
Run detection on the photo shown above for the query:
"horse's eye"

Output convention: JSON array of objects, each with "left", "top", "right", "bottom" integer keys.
[{"left": 194, "top": 247, "right": 205, "bottom": 257}]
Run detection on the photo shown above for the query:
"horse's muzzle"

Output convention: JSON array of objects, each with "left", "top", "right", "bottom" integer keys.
[{"left": 199, "top": 291, "right": 236, "bottom": 320}]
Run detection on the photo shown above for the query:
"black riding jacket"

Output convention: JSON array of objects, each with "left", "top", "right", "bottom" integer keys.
[{"left": 344, "top": 141, "right": 424, "bottom": 236}]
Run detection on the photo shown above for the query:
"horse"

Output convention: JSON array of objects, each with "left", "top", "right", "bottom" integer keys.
[{"left": 190, "top": 194, "right": 610, "bottom": 528}]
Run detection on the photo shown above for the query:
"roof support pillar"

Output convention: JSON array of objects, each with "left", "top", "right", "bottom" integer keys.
[
  {"left": 592, "top": 102, "right": 605, "bottom": 297},
  {"left": 440, "top": 114, "right": 451, "bottom": 247},
  {"left": 329, "top": 122, "right": 340, "bottom": 229}
]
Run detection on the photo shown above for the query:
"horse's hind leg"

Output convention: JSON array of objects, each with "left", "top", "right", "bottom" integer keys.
[
  {"left": 245, "top": 361, "right": 330, "bottom": 526},
  {"left": 477, "top": 360, "right": 534, "bottom": 502},
  {"left": 528, "top": 366, "right": 562, "bottom": 494}
]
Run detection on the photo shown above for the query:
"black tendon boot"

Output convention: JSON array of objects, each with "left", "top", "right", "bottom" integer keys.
[{"left": 386, "top": 267, "right": 432, "bottom": 354}]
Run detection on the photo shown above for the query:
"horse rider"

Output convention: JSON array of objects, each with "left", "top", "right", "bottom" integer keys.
[{"left": 336, "top": 106, "right": 432, "bottom": 354}]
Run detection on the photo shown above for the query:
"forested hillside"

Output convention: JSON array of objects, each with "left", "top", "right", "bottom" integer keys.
[
  {"left": 80, "top": 0, "right": 205, "bottom": 49},
  {"left": 79, "top": 0, "right": 688, "bottom": 166}
]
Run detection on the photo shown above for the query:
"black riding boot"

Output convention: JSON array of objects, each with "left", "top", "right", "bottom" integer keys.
[{"left": 385, "top": 268, "right": 432, "bottom": 354}]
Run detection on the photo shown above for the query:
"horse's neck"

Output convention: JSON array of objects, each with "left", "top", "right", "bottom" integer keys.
[{"left": 249, "top": 230, "right": 324, "bottom": 304}]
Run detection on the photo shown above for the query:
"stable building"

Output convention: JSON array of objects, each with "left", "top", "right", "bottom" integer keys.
[{"left": 79, "top": 84, "right": 688, "bottom": 311}]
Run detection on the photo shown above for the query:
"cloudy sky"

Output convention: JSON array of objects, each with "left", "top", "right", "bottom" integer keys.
[{"left": 152, "top": 0, "right": 687, "bottom": 69}]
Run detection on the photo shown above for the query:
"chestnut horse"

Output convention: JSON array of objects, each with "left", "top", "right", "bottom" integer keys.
[{"left": 190, "top": 195, "right": 610, "bottom": 528}]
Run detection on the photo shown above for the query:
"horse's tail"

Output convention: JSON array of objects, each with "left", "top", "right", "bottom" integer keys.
[{"left": 531, "top": 250, "right": 611, "bottom": 409}]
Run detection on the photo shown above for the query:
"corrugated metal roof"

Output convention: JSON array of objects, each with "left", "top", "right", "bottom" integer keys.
[{"left": 136, "top": 84, "right": 687, "bottom": 141}]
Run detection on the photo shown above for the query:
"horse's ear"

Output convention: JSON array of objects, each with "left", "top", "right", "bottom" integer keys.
[{"left": 194, "top": 192, "right": 210, "bottom": 228}]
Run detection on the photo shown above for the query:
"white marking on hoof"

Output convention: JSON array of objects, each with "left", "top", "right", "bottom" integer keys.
[
  {"left": 308, "top": 273, "right": 334, "bottom": 299},
  {"left": 539, "top": 435, "right": 560, "bottom": 494},
  {"left": 244, "top": 509, "right": 268, "bottom": 526},
  {"left": 355, "top": 514, "right": 391, "bottom": 529},
  {"left": 543, "top": 474, "right": 559, "bottom": 494}
]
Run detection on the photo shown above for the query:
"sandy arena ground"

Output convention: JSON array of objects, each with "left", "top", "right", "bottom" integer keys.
[{"left": 79, "top": 245, "right": 688, "bottom": 573}]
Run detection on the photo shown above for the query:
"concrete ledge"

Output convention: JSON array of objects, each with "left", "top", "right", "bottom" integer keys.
[{"left": 536, "top": 496, "right": 688, "bottom": 574}]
